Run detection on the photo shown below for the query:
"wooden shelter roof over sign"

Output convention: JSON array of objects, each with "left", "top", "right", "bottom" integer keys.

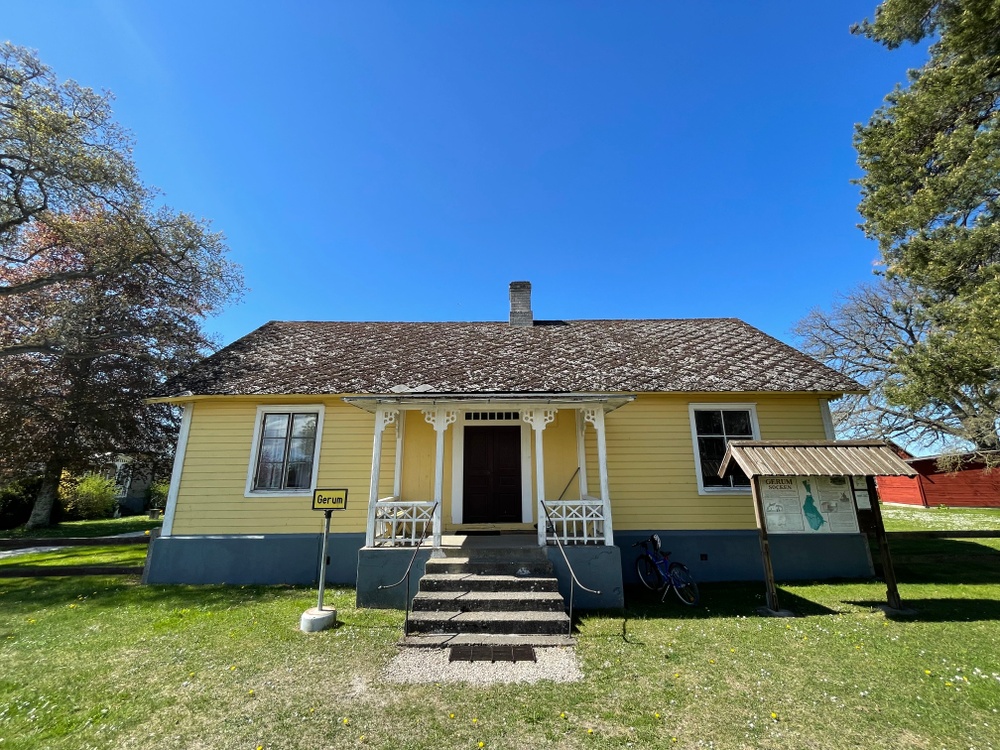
[{"left": 718, "top": 440, "right": 918, "bottom": 479}]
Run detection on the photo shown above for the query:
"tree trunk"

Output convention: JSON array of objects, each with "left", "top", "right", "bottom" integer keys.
[{"left": 25, "top": 459, "right": 63, "bottom": 529}]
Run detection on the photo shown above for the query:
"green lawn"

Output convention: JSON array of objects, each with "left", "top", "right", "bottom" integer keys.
[
  {"left": 0, "top": 517, "right": 163, "bottom": 539},
  {"left": 2, "top": 540, "right": 999, "bottom": 750},
  {"left": 881, "top": 503, "right": 1000, "bottom": 532}
]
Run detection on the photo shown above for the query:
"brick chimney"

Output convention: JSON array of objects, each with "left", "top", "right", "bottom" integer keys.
[{"left": 509, "top": 281, "right": 533, "bottom": 327}]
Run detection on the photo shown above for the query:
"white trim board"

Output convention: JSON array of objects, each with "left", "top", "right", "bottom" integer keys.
[{"left": 161, "top": 403, "right": 194, "bottom": 537}]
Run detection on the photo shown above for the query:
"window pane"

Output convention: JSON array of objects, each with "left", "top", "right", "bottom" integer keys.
[
  {"left": 698, "top": 436, "right": 726, "bottom": 485},
  {"left": 291, "top": 414, "right": 317, "bottom": 439},
  {"left": 723, "top": 410, "right": 752, "bottom": 437},
  {"left": 260, "top": 437, "right": 285, "bottom": 463},
  {"left": 694, "top": 410, "right": 723, "bottom": 435},
  {"left": 729, "top": 465, "right": 751, "bottom": 488},
  {"left": 288, "top": 437, "right": 314, "bottom": 464},
  {"left": 255, "top": 462, "right": 283, "bottom": 489},
  {"left": 263, "top": 414, "right": 289, "bottom": 438},
  {"left": 285, "top": 461, "right": 312, "bottom": 489}
]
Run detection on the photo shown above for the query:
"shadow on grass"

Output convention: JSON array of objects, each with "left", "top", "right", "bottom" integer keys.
[
  {"left": 573, "top": 584, "right": 844, "bottom": 642},
  {"left": 0, "top": 576, "right": 311, "bottom": 615},
  {"left": 0, "top": 576, "right": 404, "bottom": 632},
  {"left": 570, "top": 584, "right": 841, "bottom": 639},
  {"left": 876, "top": 537, "right": 1000, "bottom": 584},
  {"left": 0, "top": 518, "right": 162, "bottom": 539},
  {"left": 844, "top": 598, "right": 1000, "bottom": 623},
  {"left": 623, "top": 582, "right": 839, "bottom": 618}
]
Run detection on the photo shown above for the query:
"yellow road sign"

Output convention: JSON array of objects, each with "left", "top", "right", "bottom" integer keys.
[{"left": 312, "top": 488, "right": 348, "bottom": 511}]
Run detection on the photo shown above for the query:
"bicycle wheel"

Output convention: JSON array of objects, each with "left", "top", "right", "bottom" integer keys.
[
  {"left": 668, "top": 562, "right": 700, "bottom": 606},
  {"left": 636, "top": 554, "right": 665, "bottom": 591}
]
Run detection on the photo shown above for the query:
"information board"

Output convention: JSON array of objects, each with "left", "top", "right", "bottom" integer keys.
[{"left": 759, "top": 476, "right": 860, "bottom": 534}]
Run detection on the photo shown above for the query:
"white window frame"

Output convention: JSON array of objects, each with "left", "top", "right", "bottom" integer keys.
[
  {"left": 688, "top": 402, "right": 759, "bottom": 495},
  {"left": 245, "top": 404, "right": 325, "bottom": 497}
]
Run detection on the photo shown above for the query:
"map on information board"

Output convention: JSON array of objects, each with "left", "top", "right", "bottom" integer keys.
[{"left": 759, "top": 476, "right": 860, "bottom": 534}]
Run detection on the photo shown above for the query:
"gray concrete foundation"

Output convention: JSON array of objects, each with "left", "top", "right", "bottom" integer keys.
[
  {"left": 355, "top": 546, "right": 433, "bottom": 608},
  {"left": 144, "top": 533, "right": 365, "bottom": 585},
  {"left": 545, "top": 544, "right": 624, "bottom": 610},
  {"left": 614, "top": 530, "right": 875, "bottom": 584},
  {"left": 144, "top": 529, "right": 875, "bottom": 603}
]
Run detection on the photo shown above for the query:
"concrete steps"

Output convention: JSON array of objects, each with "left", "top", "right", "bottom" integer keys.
[
  {"left": 401, "top": 633, "right": 576, "bottom": 648},
  {"left": 423, "top": 557, "right": 554, "bottom": 577},
  {"left": 406, "top": 543, "right": 572, "bottom": 642},
  {"left": 419, "top": 573, "right": 559, "bottom": 593},
  {"left": 407, "top": 610, "right": 570, "bottom": 634},
  {"left": 411, "top": 590, "right": 565, "bottom": 612}
]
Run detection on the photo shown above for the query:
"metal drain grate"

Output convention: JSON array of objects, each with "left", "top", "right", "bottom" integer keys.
[{"left": 448, "top": 645, "right": 537, "bottom": 663}]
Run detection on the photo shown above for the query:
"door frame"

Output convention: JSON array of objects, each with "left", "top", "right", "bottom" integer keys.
[{"left": 451, "top": 414, "right": 533, "bottom": 525}]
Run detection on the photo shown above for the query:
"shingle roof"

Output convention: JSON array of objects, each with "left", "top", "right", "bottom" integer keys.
[{"left": 159, "top": 318, "right": 862, "bottom": 397}]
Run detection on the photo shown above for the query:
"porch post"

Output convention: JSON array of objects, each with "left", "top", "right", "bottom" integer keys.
[
  {"left": 585, "top": 407, "right": 614, "bottom": 545},
  {"left": 422, "top": 408, "right": 457, "bottom": 547},
  {"left": 365, "top": 407, "right": 397, "bottom": 547},
  {"left": 523, "top": 408, "right": 556, "bottom": 546},
  {"left": 393, "top": 410, "right": 406, "bottom": 498},
  {"left": 575, "top": 409, "right": 589, "bottom": 498}
]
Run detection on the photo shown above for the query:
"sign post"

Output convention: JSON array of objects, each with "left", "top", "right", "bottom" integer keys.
[
  {"left": 300, "top": 489, "right": 348, "bottom": 633},
  {"left": 317, "top": 509, "right": 332, "bottom": 611}
]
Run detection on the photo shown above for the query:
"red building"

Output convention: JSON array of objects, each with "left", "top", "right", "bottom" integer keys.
[{"left": 877, "top": 449, "right": 1000, "bottom": 508}]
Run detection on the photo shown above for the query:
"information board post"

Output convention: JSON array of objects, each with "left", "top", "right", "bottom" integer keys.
[
  {"left": 865, "top": 476, "right": 903, "bottom": 610},
  {"left": 300, "top": 488, "right": 348, "bottom": 633},
  {"left": 751, "top": 476, "right": 783, "bottom": 614}
]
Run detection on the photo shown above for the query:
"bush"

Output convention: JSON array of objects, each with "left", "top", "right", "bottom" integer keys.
[
  {"left": 63, "top": 473, "right": 118, "bottom": 520},
  {"left": 147, "top": 480, "right": 169, "bottom": 510},
  {"left": 0, "top": 475, "right": 42, "bottom": 530}
]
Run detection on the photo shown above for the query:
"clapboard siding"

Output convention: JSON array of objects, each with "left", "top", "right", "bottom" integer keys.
[
  {"left": 601, "top": 394, "right": 828, "bottom": 530},
  {"left": 172, "top": 399, "right": 379, "bottom": 535},
  {"left": 876, "top": 476, "right": 925, "bottom": 506},
  {"left": 170, "top": 392, "right": 830, "bottom": 535}
]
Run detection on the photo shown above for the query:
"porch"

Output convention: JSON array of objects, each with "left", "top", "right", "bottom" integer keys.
[{"left": 347, "top": 395, "right": 631, "bottom": 610}]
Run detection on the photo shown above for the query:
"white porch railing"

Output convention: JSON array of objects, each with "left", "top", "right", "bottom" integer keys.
[
  {"left": 372, "top": 498, "right": 437, "bottom": 547},
  {"left": 544, "top": 496, "right": 608, "bottom": 545}
]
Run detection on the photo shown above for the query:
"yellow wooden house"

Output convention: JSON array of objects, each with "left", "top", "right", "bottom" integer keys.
[{"left": 146, "top": 282, "right": 867, "bottom": 608}]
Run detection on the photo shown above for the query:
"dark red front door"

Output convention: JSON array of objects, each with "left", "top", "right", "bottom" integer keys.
[{"left": 463, "top": 426, "right": 522, "bottom": 523}]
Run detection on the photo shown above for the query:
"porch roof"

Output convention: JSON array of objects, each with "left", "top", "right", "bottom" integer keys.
[{"left": 718, "top": 440, "right": 918, "bottom": 479}]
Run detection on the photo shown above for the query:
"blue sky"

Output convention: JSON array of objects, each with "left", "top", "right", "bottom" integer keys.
[{"left": 5, "top": 1, "right": 928, "bottom": 348}]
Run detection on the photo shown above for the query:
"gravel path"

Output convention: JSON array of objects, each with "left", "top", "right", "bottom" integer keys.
[
  {"left": 0, "top": 545, "right": 61, "bottom": 560},
  {"left": 384, "top": 646, "right": 583, "bottom": 685},
  {"left": 0, "top": 530, "right": 150, "bottom": 561}
]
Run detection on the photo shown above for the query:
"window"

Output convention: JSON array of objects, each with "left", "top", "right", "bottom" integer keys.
[
  {"left": 689, "top": 404, "right": 758, "bottom": 493},
  {"left": 246, "top": 406, "right": 323, "bottom": 495}
]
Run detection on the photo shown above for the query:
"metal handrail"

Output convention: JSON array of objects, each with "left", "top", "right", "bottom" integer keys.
[
  {"left": 377, "top": 501, "right": 438, "bottom": 636},
  {"left": 540, "top": 496, "right": 601, "bottom": 636}
]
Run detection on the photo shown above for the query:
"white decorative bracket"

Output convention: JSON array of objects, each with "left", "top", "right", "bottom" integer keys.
[
  {"left": 422, "top": 408, "right": 458, "bottom": 432},
  {"left": 376, "top": 408, "right": 398, "bottom": 433},
  {"left": 522, "top": 408, "right": 556, "bottom": 431},
  {"left": 583, "top": 407, "right": 600, "bottom": 430}
]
